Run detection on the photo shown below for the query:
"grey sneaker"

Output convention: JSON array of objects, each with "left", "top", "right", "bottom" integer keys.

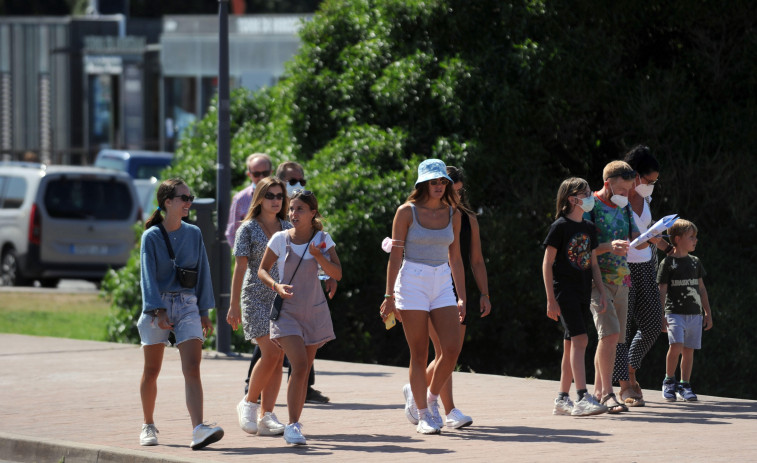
[
  {"left": 416, "top": 411, "right": 441, "bottom": 435},
  {"left": 571, "top": 394, "right": 608, "bottom": 416},
  {"left": 190, "top": 422, "right": 224, "bottom": 450},
  {"left": 445, "top": 408, "right": 473, "bottom": 428},
  {"left": 237, "top": 397, "right": 258, "bottom": 434},
  {"left": 139, "top": 423, "right": 159, "bottom": 446},
  {"left": 402, "top": 383, "right": 419, "bottom": 425},
  {"left": 257, "top": 411, "right": 286, "bottom": 436},
  {"left": 427, "top": 395, "right": 444, "bottom": 429},
  {"left": 283, "top": 422, "right": 307, "bottom": 445},
  {"left": 553, "top": 396, "right": 574, "bottom": 415},
  {"left": 662, "top": 378, "right": 677, "bottom": 402}
]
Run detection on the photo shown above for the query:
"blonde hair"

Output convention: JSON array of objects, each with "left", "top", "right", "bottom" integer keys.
[
  {"left": 602, "top": 160, "right": 634, "bottom": 181},
  {"left": 555, "top": 177, "right": 589, "bottom": 219},
  {"left": 668, "top": 218, "right": 698, "bottom": 247},
  {"left": 243, "top": 176, "right": 289, "bottom": 222}
]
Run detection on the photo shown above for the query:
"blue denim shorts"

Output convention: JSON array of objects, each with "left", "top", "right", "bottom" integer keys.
[
  {"left": 137, "top": 292, "right": 204, "bottom": 346},
  {"left": 666, "top": 314, "right": 703, "bottom": 349}
]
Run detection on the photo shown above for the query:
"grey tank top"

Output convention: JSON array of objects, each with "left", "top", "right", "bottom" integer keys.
[{"left": 404, "top": 203, "right": 454, "bottom": 267}]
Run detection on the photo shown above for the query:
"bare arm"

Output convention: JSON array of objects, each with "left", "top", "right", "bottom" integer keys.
[
  {"left": 380, "top": 204, "right": 411, "bottom": 323},
  {"left": 258, "top": 247, "right": 293, "bottom": 299},
  {"left": 590, "top": 250, "right": 607, "bottom": 313},
  {"left": 226, "top": 255, "right": 247, "bottom": 330},
  {"left": 659, "top": 283, "right": 668, "bottom": 331},
  {"left": 542, "top": 246, "right": 560, "bottom": 321},
  {"left": 449, "top": 209, "right": 466, "bottom": 322},
  {"left": 699, "top": 278, "right": 713, "bottom": 330},
  {"left": 311, "top": 243, "right": 342, "bottom": 281},
  {"left": 468, "top": 214, "right": 491, "bottom": 317}
]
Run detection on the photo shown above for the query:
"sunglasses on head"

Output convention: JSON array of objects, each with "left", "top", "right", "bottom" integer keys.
[
  {"left": 428, "top": 178, "right": 450, "bottom": 186},
  {"left": 608, "top": 170, "right": 637, "bottom": 181},
  {"left": 172, "top": 194, "right": 195, "bottom": 202},
  {"left": 287, "top": 178, "right": 306, "bottom": 186},
  {"left": 291, "top": 190, "right": 314, "bottom": 199},
  {"left": 264, "top": 192, "right": 285, "bottom": 200},
  {"left": 250, "top": 169, "right": 271, "bottom": 178}
]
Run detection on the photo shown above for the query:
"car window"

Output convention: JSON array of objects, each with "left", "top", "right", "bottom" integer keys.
[
  {"left": 44, "top": 179, "right": 133, "bottom": 220},
  {"left": 1, "top": 176, "right": 27, "bottom": 209},
  {"left": 95, "top": 157, "right": 126, "bottom": 172},
  {"left": 136, "top": 164, "right": 167, "bottom": 179}
]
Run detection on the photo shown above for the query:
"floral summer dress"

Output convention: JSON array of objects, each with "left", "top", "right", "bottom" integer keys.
[{"left": 233, "top": 218, "right": 292, "bottom": 341}]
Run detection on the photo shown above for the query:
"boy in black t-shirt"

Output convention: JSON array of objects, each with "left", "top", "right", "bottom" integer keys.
[{"left": 657, "top": 218, "right": 713, "bottom": 402}]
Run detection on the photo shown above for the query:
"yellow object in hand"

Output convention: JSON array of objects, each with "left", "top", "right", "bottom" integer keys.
[{"left": 384, "top": 312, "right": 396, "bottom": 330}]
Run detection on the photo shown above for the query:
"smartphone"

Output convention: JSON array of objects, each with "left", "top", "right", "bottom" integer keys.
[{"left": 384, "top": 312, "right": 396, "bottom": 330}]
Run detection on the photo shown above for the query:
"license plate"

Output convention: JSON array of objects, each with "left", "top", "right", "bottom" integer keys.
[{"left": 71, "top": 244, "right": 109, "bottom": 255}]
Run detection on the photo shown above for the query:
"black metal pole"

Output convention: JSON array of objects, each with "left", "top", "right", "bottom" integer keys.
[{"left": 216, "top": 0, "right": 231, "bottom": 354}]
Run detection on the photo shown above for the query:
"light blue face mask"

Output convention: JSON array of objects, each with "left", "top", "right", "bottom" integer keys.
[{"left": 579, "top": 195, "right": 595, "bottom": 212}]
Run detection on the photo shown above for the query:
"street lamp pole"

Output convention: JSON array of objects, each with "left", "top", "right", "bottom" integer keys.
[{"left": 216, "top": 0, "right": 232, "bottom": 354}]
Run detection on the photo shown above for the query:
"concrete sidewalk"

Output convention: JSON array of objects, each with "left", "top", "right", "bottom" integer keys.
[{"left": 0, "top": 334, "right": 755, "bottom": 462}]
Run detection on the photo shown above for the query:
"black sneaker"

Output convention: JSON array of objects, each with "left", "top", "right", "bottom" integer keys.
[{"left": 305, "top": 387, "right": 330, "bottom": 403}]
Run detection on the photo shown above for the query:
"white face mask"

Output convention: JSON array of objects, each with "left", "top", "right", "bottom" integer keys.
[
  {"left": 635, "top": 183, "right": 655, "bottom": 198},
  {"left": 578, "top": 195, "right": 595, "bottom": 212},
  {"left": 286, "top": 182, "right": 304, "bottom": 197},
  {"left": 609, "top": 184, "right": 629, "bottom": 208}
]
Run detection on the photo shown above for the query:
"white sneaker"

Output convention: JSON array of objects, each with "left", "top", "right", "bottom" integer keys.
[
  {"left": 139, "top": 423, "right": 159, "bottom": 446},
  {"left": 552, "top": 396, "right": 574, "bottom": 415},
  {"left": 571, "top": 394, "right": 609, "bottom": 416},
  {"left": 416, "top": 411, "right": 441, "bottom": 435},
  {"left": 190, "top": 422, "right": 224, "bottom": 450},
  {"left": 237, "top": 397, "right": 258, "bottom": 434},
  {"left": 402, "top": 384, "right": 419, "bottom": 425},
  {"left": 257, "top": 412, "right": 286, "bottom": 436},
  {"left": 427, "top": 395, "right": 444, "bottom": 429},
  {"left": 283, "top": 422, "right": 307, "bottom": 445},
  {"left": 445, "top": 408, "right": 473, "bottom": 428}
]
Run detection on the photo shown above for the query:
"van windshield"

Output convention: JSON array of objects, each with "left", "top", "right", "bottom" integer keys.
[{"left": 44, "top": 179, "right": 133, "bottom": 220}]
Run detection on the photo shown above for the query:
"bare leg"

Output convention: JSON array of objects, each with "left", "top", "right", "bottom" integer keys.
[
  {"left": 666, "top": 343, "right": 683, "bottom": 378},
  {"left": 428, "top": 322, "right": 466, "bottom": 414},
  {"left": 427, "top": 306, "right": 462, "bottom": 396},
  {"left": 559, "top": 339, "right": 573, "bottom": 393},
  {"left": 246, "top": 335, "right": 285, "bottom": 415},
  {"left": 276, "top": 336, "right": 317, "bottom": 424},
  {"left": 594, "top": 333, "right": 619, "bottom": 398},
  {"left": 177, "top": 339, "right": 204, "bottom": 428},
  {"left": 400, "top": 310, "right": 431, "bottom": 410},
  {"left": 140, "top": 344, "right": 165, "bottom": 424},
  {"left": 680, "top": 347, "right": 695, "bottom": 382}
]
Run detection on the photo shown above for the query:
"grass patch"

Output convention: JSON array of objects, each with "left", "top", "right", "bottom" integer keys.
[{"left": 0, "top": 292, "right": 110, "bottom": 341}]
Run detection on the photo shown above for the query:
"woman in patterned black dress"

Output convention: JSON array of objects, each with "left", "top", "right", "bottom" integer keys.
[{"left": 227, "top": 177, "right": 292, "bottom": 436}]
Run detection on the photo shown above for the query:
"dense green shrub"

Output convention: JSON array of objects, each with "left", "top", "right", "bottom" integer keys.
[{"left": 104, "top": 0, "right": 757, "bottom": 399}]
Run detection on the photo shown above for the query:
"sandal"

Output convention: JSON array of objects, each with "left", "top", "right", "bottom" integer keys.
[
  {"left": 601, "top": 393, "right": 629, "bottom": 413},
  {"left": 620, "top": 387, "right": 645, "bottom": 407}
]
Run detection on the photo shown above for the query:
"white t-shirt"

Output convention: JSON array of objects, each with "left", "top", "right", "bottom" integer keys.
[
  {"left": 627, "top": 197, "right": 653, "bottom": 263},
  {"left": 267, "top": 230, "right": 335, "bottom": 282}
]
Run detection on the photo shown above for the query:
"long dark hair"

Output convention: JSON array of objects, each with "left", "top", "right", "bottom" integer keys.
[
  {"left": 407, "top": 180, "right": 459, "bottom": 210},
  {"left": 145, "top": 178, "right": 187, "bottom": 229},
  {"left": 290, "top": 190, "right": 323, "bottom": 231},
  {"left": 243, "top": 176, "right": 289, "bottom": 222},
  {"left": 447, "top": 165, "right": 473, "bottom": 216}
]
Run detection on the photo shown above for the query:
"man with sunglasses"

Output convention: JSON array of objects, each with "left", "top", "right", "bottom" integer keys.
[
  {"left": 225, "top": 153, "right": 273, "bottom": 248},
  {"left": 583, "top": 160, "right": 644, "bottom": 414},
  {"left": 275, "top": 161, "right": 308, "bottom": 197}
]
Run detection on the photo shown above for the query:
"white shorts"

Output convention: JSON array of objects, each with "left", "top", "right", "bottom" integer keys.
[{"left": 394, "top": 260, "right": 457, "bottom": 312}]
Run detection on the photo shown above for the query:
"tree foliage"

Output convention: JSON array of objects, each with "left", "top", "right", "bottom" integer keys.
[{"left": 106, "top": 0, "right": 757, "bottom": 399}]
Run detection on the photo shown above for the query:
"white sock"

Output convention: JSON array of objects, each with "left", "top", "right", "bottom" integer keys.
[
  {"left": 427, "top": 390, "right": 439, "bottom": 403},
  {"left": 418, "top": 407, "right": 429, "bottom": 418}
]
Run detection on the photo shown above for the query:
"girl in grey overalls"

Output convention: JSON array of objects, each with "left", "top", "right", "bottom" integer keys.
[{"left": 258, "top": 190, "right": 342, "bottom": 446}]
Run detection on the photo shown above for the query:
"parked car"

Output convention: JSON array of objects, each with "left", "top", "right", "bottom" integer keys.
[
  {"left": 94, "top": 149, "right": 173, "bottom": 180},
  {"left": 94, "top": 149, "right": 173, "bottom": 221},
  {"left": 0, "top": 162, "right": 141, "bottom": 287}
]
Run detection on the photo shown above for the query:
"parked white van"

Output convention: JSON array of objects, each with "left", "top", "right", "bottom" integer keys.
[{"left": 0, "top": 162, "right": 141, "bottom": 287}]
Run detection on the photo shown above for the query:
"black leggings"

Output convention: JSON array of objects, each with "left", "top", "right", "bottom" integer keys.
[{"left": 613, "top": 258, "right": 663, "bottom": 383}]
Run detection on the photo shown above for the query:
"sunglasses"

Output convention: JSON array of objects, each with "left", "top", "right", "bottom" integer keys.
[
  {"left": 608, "top": 170, "right": 637, "bottom": 180},
  {"left": 291, "top": 189, "right": 314, "bottom": 199},
  {"left": 428, "top": 178, "right": 450, "bottom": 186},
  {"left": 287, "top": 178, "right": 307, "bottom": 186},
  {"left": 264, "top": 192, "right": 285, "bottom": 200},
  {"left": 172, "top": 194, "right": 195, "bottom": 202},
  {"left": 642, "top": 176, "right": 659, "bottom": 185},
  {"left": 250, "top": 169, "right": 271, "bottom": 178}
]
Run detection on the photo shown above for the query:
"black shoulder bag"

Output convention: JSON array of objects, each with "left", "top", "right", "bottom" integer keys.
[
  {"left": 270, "top": 230, "right": 316, "bottom": 321},
  {"left": 158, "top": 224, "right": 198, "bottom": 289}
]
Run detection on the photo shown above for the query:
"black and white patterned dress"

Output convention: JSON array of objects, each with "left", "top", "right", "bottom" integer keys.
[{"left": 233, "top": 218, "right": 292, "bottom": 341}]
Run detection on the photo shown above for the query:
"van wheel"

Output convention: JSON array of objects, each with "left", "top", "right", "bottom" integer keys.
[{"left": 1, "top": 249, "right": 31, "bottom": 286}]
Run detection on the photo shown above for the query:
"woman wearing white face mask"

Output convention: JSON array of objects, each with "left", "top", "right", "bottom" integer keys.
[{"left": 612, "top": 145, "right": 672, "bottom": 407}]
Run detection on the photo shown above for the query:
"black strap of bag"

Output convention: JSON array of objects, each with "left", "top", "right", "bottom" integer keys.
[
  {"left": 157, "top": 223, "right": 198, "bottom": 288},
  {"left": 270, "top": 230, "right": 317, "bottom": 320},
  {"left": 157, "top": 223, "right": 177, "bottom": 260}
]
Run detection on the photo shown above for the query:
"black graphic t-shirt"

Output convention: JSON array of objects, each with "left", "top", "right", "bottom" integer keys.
[
  {"left": 657, "top": 254, "right": 706, "bottom": 315},
  {"left": 543, "top": 217, "right": 598, "bottom": 293}
]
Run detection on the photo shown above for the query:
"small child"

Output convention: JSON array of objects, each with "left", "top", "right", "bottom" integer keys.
[
  {"left": 542, "top": 178, "right": 609, "bottom": 416},
  {"left": 657, "top": 218, "right": 713, "bottom": 402}
]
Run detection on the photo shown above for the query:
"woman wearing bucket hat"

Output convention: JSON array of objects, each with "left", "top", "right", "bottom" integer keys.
[{"left": 381, "top": 158, "right": 466, "bottom": 434}]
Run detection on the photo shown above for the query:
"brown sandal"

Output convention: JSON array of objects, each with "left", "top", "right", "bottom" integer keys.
[
  {"left": 620, "top": 387, "right": 645, "bottom": 407},
  {"left": 601, "top": 393, "right": 629, "bottom": 413}
]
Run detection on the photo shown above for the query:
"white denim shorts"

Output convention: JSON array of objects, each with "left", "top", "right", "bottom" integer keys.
[
  {"left": 666, "top": 314, "right": 703, "bottom": 349},
  {"left": 137, "top": 292, "right": 204, "bottom": 346},
  {"left": 394, "top": 260, "right": 457, "bottom": 312}
]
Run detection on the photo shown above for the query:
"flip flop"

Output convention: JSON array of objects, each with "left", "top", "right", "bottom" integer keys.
[
  {"left": 620, "top": 387, "right": 645, "bottom": 407},
  {"left": 601, "top": 393, "right": 629, "bottom": 413}
]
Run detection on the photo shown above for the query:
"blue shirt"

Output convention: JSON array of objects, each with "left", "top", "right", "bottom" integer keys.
[{"left": 140, "top": 222, "right": 215, "bottom": 316}]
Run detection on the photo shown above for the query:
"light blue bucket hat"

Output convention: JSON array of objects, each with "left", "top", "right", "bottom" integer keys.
[{"left": 415, "top": 159, "right": 453, "bottom": 186}]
